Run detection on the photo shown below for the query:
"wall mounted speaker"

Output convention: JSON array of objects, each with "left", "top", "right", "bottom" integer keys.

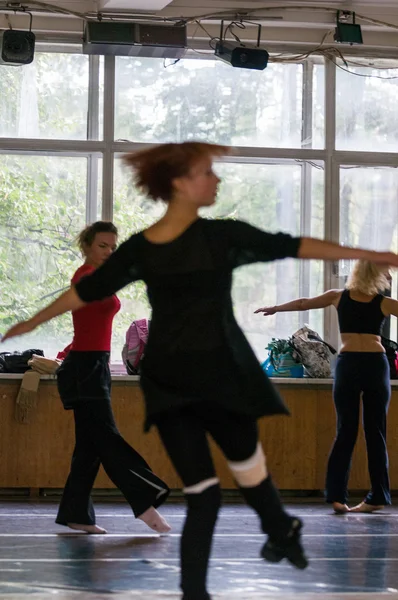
[{"left": 0, "top": 30, "right": 35, "bottom": 66}]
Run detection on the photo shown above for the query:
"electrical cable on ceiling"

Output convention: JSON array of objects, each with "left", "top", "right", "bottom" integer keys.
[
  {"left": 1, "top": 2, "right": 398, "bottom": 34},
  {"left": 1, "top": 1, "right": 398, "bottom": 78},
  {"left": 183, "top": 6, "right": 398, "bottom": 33},
  {"left": 190, "top": 14, "right": 398, "bottom": 80},
  {"left": 0, "top": 0, "right": 86, "bottom": 19}
]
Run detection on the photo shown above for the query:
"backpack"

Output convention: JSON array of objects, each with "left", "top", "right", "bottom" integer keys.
[
  {"left": 121, "top": 319, "right": 150, "bottom": 375},
  {"left": 0, "top": 349, "right": 44, "bottom": 373},
  {"left": 291, "top": 326, "right": 336, "bottom": 378}
]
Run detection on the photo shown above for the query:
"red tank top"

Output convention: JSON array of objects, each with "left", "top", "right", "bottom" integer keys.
[{"left": 70, "top": 264, "right": 121, "bottom": 351}]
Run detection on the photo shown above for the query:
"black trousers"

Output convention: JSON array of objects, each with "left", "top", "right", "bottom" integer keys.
[
  {"left": 56, "top": 351, "right": 169, "bottom": 525},
  {"left": 156, "top": 402, "right": 293, "bottom": 599},
  {"left": 326, "top": 352, "right": 391, "bottom": 506}
]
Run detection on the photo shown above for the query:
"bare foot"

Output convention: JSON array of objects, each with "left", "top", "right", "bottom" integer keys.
[
  {"left": 350, "top": 502, "right": 384, "bottom": 513},
  {"left": 333, "top": 502, "right": 350, "bottom": 514},
  {"left": 67, "top": 523, "right": 107, "bottom": 534},
  {"left": 138, "top": 507, "right": 171, "bottom": 533}
]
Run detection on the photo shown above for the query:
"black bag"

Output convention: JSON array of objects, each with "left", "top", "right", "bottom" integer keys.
[
  {"left": 0, "top": 349, "right": 44, "bottom": 373},
  {"left": 381, "top": 337, "right": 398, "bottom": 379}
]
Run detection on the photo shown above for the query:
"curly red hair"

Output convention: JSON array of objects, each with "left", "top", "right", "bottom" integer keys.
[{"left": 123, "top": 141, "right": 230, "bottom": 202}]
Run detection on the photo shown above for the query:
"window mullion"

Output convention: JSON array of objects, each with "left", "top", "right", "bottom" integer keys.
[
  {"left": 299, "top": 61, "right": 314, "bottom": 328},
  {"left": 86, "top": 55, "right": 100, "bottom": 224},
  {"left": 324, "top": 58, "right": 340, "bottom": 350},
  {"left": 102, "top": 55, "right": 115, "bottom": 222}
]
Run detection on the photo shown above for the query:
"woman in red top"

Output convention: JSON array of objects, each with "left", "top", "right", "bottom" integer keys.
[{"left": 55, "top": 221, "right": 170, "bottom": 534}]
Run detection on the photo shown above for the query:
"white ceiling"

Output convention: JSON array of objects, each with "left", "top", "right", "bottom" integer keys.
[{"left": 1, "top": 0, "right": 398, "bottom": 18}]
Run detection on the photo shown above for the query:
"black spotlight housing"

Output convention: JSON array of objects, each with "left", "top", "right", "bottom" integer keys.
[
  {"left": 334, "top": 11, "right": 363, "bottom": 45},
  {"left": 215, "top": 40, "right": 269, "bottom": 71},
  {"left": 214, "top": 20, "right": 268, "bottom": 71}
]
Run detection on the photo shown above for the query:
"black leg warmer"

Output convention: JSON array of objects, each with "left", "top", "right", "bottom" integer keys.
[{"left": 180, "top": 484, "right": 221, "bottom": 600}]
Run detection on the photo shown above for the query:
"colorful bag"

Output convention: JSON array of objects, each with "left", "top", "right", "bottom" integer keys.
[
  {"left": 291, "top": 325, "right": 336, "bottom": 378},
  {"left": 264, "top": 338, "right": 304, "bottom": 378},
  {"left": 121, "top": 318, "right": 150, "bottom": 375}
]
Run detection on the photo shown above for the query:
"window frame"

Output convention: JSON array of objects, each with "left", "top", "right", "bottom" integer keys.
[{"left": 2, "top": 46, "right": 398, "bottom": 352}]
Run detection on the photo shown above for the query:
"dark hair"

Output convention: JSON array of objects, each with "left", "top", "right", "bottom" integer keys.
[
  {"left": 77, "top": 221, "right": 118, "bottom": 255},
  {"left": 123, "top": 141, "right": 230, "bottom": 202}
]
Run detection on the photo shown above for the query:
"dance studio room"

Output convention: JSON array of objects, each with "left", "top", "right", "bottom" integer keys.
[{"left": 1, "top": 1, "right": 398, "bottom": 599}]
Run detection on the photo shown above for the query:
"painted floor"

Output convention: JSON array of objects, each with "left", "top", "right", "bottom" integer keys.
[{"left": 0, "top": 500, "right": 397, "bottom": 599}]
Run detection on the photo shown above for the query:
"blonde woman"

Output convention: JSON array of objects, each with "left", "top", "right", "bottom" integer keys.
[{"left": 256, "top": 260, "right": 397, "bottom": 514}]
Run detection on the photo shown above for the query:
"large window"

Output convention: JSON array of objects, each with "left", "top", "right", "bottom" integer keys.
[{"left": 2, "top": 48, "right": 397, "bottom": 364}]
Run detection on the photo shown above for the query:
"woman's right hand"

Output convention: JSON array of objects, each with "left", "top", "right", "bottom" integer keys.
[
  {"left": 254, "top": 306, "right": 277, "bottom": 316},
  {"left": 1, "top": 319, "right": 37, "bottom": 342}
]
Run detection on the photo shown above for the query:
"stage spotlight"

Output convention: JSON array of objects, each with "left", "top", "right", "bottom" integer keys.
[
  {"left": 215, "top": 40, "right": 269, "bottom": 70},
  {"left": 214, "top": 20, "right": 269, "bottom": 71}
]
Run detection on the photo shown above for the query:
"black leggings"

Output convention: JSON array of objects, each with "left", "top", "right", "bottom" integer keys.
[
  {"left": 326, "top": 352, "right": 391, "bottom": 506},
  {"left": 157, "top": 402, "right": 259, "bottom": 483},
  {"left": 56, "top": 351, "right": 169, "bottom": 525},
  {"left": 156, "top": 402, "right": 294, "bottom": 600}
]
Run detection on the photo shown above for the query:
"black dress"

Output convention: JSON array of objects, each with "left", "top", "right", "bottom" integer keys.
[{"left": 75, "top": 218, "right": 301, "bottom": 430}]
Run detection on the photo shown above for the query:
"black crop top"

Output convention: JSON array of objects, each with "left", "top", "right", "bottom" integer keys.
[{"left": 337, "top": 289, "right": 386, "bottom": 335}]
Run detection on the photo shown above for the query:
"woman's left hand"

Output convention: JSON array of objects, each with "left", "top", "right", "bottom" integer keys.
[
  {"left": 1, "top": 319, "right": 37, "bottom": 342},
  {"left": 254, "top": 306, "right": 276, "bottom": 316}
]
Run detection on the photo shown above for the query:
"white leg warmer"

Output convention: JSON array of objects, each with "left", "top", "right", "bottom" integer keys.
[
  {"left": 227, "top": 443, "right": 267, "bottom": 487},
  {"left": 183, "top": 477, "right": 220, "bottom": 494}
]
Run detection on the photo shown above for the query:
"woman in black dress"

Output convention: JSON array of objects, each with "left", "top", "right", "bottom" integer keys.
[{"left": 4, "top": 142, "right": 398, "bottom": 600}]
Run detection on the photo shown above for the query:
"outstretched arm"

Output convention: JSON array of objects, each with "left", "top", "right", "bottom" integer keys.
[
  {"left": 2, "top": 235, "right": 142, "bottom": 343},
  {"left": 1, "top": 287, "right": 84, "bottom": 342},
  {"left": 255, "top": 290, "right": 342, "bottom": 315},
  {"left": 224, "top": 220, "right": 398, "bottom": 268},
  {"left": 381, "top": 297, "right": 398, "bottom": 318},
  {"left": 298, "top": 238, "right": 398, "bottom": 265}
]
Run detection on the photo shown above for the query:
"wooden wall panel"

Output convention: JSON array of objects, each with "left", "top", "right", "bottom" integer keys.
[{"left": 1, "top": 379, "right": 398, "bottom": 492}]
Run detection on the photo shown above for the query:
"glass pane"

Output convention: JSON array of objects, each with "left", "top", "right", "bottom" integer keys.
[
  {"left": 336, "top": 61, "right": 398, "bottom": 152},
  {"left": 0, "top": 155, "right": 88, "bottom": 355},
  {"left": 340, "top": 167, "right": 398, "bottom": 251},
  {"left": 340, "top": 166, "right": 398, "bottom": 341},
  {"left": 115, "top": 57, "right": 303, "bottom": 148},
  {"left": 0, "top": 53, "right": 89, "bottom": 139}
]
